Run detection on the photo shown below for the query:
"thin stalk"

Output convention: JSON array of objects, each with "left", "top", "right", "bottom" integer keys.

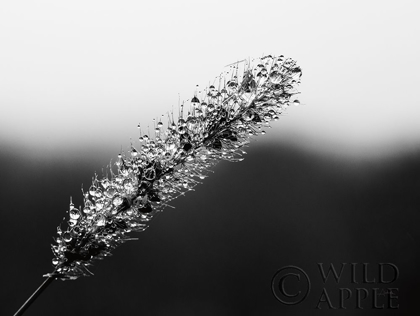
[{"left": 14, "top": 275, "right": 55, "bottom": 316}]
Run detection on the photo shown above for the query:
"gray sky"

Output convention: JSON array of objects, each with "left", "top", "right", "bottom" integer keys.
[{"left": 1, "top": 0, "right": 419, "bottom": 159}]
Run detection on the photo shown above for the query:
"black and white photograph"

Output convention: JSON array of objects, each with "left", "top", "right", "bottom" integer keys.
[{"left": 1, "top": 1, "right": 419, "bottom": 315}]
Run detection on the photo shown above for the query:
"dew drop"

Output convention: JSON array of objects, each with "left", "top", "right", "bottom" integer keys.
[
  {"left": 95, "top": 214, "right": 106, "bottom": 227},
  {"left": 242, "top": 111, "right": 254, "bottom": 121},
  {"left": 63, "top": 232, "right": 72, "bottom": 242},
  {"left": 112, "top": 195, "right": 124, "bottom": 207},
  {"left": 226, "top": 81, "right": 238, "bottom": 92},
  {"left": 101, "top": 179, "right": 110, "bottom": 189},
  {"left": 269, "top": 71, "right": 282, "bottom": 84},
  {"left": 178, "top": 118, "right": 186, "bottom": 127},
  {"left": 131, "top": 148, "right": 139, "bottom": 157},
  {"left": 104, "top": 186, "right": 117, "bottom": 198},
  {"left": 52, "top": 258, "right": 59, "bottom": 265},
  {"left": 293, "top": 100, "right": 300, "bottom": 106},
  {"left": 69, "top": 208, "right": 81, "bottom": 220},
  {"left": 191, "top": 96, "right": 200, "bottom": 107},
  {"left": 95, "top": 201, "right": 104, "bottom": 211},
  {"left": 144, "top": 167, "right": 156, "bottom": 180},
  {"left": 89, "top": 186, "right": 97, "bottom": 197},
  {"left": 177, "top": 126, "right": 185, "bottom": 134},
  {"left": 68, "top": 219, "right": 78, "bottom": 227}
]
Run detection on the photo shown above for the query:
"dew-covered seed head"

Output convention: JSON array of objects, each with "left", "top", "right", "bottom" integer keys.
[{"left": 49, "top": 54, "right": 302, "bottom": 280}]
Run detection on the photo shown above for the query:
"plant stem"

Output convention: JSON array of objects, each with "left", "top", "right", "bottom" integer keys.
[{"left": 14, "top": 275, "right": 55, "bottom": 316}]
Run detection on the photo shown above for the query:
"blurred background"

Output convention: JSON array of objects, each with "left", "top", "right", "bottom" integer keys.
[{"left": 1, "top": 0, "right": 419, "bottom": 315}]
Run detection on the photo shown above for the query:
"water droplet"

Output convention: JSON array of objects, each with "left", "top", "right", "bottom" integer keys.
[
  {"left": 112, "top": 195, "right": 123, "bottom": 207},
  {"left": 131, "top": 148, "right": 139, "bottom": 157},
  {"left": 104, "top": 186, "right": 117, "bottom": 198},
  {"left": 63, "top": 232, "right": 72, "bottom": 242},
  {"left": 269, "top": 71, "right": 282, "bottom": 84},
  {"left": 178, "top": 118, "right": 186, "bottom": 127},
  {"left": 95, "top": 214, "right": 106, "bottom": 227},
  {"left": 177, "top": 126, "right": 185, "bottom": 134},
  {"left": 69, "top": 208, "right": 81, "bottom": 220},
  {"left": 226, "top": 81, "right": 238, "bottom": 92},
  {"left": 293, "top": 100, "right": 300, "bottom": 106},
  {"left": 96, "top": 201, "right": 104, "bottom": 211},
  {"left": 68, "top": 219, "right": 77, "bottom": 227},
  {"left": 242, "top": 111, "right": 254, "bottom": 121},
  {"left": 144, "top": 167, "right": 156, "bottom": 180},
  {"left": 89, "top": 186, "right": 97, "bottom": 197},
  {"left": 191, "top": 96, "right": 200, "bottom": 107},
  {"left": 111, "top": 207, "right": 118, "bottom": 215},
  {"left": 101, "top": 179, "right": 110, "bottom": 189},
  {"left": 52, "top": 258, "right": 59, "bottom": 265}
]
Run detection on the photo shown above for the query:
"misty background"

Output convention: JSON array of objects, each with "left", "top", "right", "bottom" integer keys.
[{"left": 1, "top": 0, "right": 419, "bottom": 315}]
